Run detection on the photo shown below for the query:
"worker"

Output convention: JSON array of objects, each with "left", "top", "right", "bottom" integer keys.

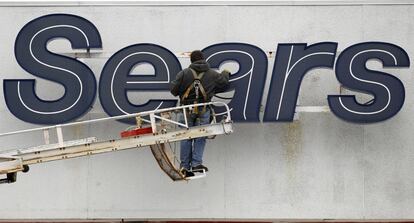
[{"left": 170, "top": 50, "right": 230, "bottom": 177}]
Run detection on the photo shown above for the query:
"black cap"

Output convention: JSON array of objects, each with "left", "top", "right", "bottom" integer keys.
[{"left": 190, "top": 50, "right": 204, "bottom": 63}]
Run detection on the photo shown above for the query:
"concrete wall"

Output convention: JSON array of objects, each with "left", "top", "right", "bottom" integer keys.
[{"left": 0, "top": 1, "right": 413, "bottom": 221}]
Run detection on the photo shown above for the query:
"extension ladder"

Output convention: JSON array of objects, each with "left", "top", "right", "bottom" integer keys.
[{"left": 0, "top": 102, "right": 233, "bottom": 184}]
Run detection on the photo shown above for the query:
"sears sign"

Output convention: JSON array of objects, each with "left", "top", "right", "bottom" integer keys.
[{"left": 3, "top": 14, "right": 410, "bottom": 124}]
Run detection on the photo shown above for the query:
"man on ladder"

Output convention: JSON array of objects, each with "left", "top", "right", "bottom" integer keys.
[{"left": 170, "top": 50, "right": 230, "bottom": 177}]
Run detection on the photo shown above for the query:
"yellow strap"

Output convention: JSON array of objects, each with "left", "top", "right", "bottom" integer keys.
[
  {"left": 181, "top": 83, "right": 194, "bottom": 102},
  {"left": 189, "top": 68, "right": 208, "bottom": 106},
  {"left": 181, "top": 69, "right": 208, "bottom": 115},
  {"left": 197, "top": 81, "right": 208, "bottom": 102},
  {"left": 194, "top": 103, "right": 198, "bottom": 114}
]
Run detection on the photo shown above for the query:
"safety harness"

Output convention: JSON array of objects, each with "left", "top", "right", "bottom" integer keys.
[{"left": 181, "top": 68, "right": 208, "bottom": 114}]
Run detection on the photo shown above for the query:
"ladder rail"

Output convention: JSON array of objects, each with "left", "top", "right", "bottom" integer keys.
[
  {"left": 0, "top": 122, "right": 233, "bottom": 173},
  {"left": 0, "top": 101, "right": 232, "bottom": 138},
  {"left": 0, "top": 102, "right": 233, "bottom": 181}
]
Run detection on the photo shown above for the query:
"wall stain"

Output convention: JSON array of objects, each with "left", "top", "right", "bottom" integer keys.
[
  {"left": 280, "top": 120, "right": 303, "bottom": 203},
  {"left": 281, "top": 121, "right": 303, "bottom": 167}
]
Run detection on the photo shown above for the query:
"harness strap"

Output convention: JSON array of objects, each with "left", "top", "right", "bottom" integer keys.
[
  {"left": 190, "top": 69, "right": 207, "bottom": 99},
  {"left": 181, "top": 68, "right": 209, "bottom": 114},
  {"left": 181, "top": 69, "right": 204, "bottom": 101},
  {"left": 181, "top": 83, "right": 194, "bottom": 102}
]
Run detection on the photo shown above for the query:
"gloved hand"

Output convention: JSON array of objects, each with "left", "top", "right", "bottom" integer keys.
[{"left": 222, "top": 69, "right": 231, "bottom": 75}]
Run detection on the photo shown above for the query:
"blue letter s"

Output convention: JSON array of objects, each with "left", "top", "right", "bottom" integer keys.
[
  {"left": 328, "top": 42, "right": 410, "bottom": 123},
  {"left": 4, "top": 14, "right": 101, "bottom": 124}
]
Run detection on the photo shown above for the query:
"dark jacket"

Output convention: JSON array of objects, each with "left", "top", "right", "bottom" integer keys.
[{"left": 170, "top": 60, "right": 230, "bottom": 104}]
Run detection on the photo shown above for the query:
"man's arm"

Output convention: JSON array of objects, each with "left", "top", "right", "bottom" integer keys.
[
  {"left": 170, "top": 71, "right": 184, "bottom": 96},
  {"left": 215, "top": 70, "right": 230, "bottom": 93}
]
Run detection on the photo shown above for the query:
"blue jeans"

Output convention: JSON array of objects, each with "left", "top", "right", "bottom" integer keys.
[{"left": 179, "top": 108, "right": 210, "bottom": 170}]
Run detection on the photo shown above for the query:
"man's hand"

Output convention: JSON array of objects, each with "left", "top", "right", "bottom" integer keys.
[{"left": 222, "top": 69, "right": 231, "bottom": 75}]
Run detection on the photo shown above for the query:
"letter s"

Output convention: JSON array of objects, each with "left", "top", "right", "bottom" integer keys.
[
  {"left": 4, "top": 14, "right": 101, "bottom": 124},
  {"left": 328, "top": 42, "right": 410, "bottom": 123}
]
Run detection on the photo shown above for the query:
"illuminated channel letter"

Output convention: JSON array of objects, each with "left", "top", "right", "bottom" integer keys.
[
  {"left": 202, "top": 43, "right": 268, "bottom": 122},
  {"left": 4, "top": 14, "right": 102, "bottom": 124},
  {"left": 328, "top": 42, "right": 410, "bottom": 123},
  {"left": 264, "top": 42, "right": 337, "bottom": 122}
]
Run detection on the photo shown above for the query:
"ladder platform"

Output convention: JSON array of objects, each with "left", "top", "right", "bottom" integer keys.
[{"left": 0, "top": 102, "right": 233, "bottom": 183}]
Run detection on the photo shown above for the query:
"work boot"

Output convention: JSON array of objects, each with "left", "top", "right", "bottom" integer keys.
[
  {"left": 180, "top": 168, "right": 195, "bottom": 178},
  {"left": 192, "top": 164, "right": 209, "bottom": 172}
]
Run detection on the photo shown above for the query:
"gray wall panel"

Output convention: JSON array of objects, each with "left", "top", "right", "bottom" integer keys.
[{"left": 0, "top": 3, "right": 412, "bottom": 220}]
